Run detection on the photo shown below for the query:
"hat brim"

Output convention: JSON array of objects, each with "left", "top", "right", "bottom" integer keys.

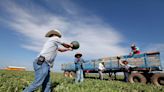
[
  {"left": 45, "top": 30, "right": 61, "bottom": 38},
  {"left": 75, "top": 54, "right": 82, "bottom": 57},
  {"left": 122, "top": 61, "right": 128, "bottom": 64}
]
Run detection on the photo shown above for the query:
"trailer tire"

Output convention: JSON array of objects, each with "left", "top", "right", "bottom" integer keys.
[
  {"left": 64, "top": 71, "right": 69, "bottom": 77},
  {"left": 151, "top": 73, "right": 164, "bottom": 86},
  {"left": 129, "top": 73, "right": 147, "bottom": 84},
  {"left": 69, "top": 72, "right": 75, "bottom": 78}
]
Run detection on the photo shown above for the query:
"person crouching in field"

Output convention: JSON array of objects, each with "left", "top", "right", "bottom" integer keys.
[
  {"left": 98, "top": 62, "right": 105, "bottom": 80},
  {"left": 74, "top": 52, "right": 85, "bottom": 83},
  {"left": 23, "top": 29, "right": 73, "bottom": 92}
]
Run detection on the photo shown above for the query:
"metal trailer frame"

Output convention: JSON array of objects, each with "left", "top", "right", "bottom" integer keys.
[{"left": 61, "top": 52, "right": 164, "bottom": 86}]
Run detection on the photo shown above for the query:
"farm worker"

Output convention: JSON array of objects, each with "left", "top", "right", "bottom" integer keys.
[
  {"left": 129, "top": 43, "right": 141, "bottom": 56},
  {"left": 98, "top": 61, "right": 105, "bottom": 80},
  {"left": 74, "top": 52, "right": 85, "bottom": 83},
  {"left": 23, "top": 29, "right": 73, "bottom": 92},
  {"left": 119, "top": 60, "right": 133, "bottom": 82}
]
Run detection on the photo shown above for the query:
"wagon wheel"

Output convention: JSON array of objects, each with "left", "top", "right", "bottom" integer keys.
[
  {"left": 69, "top": 72, "right": 75, "bottom": 78},
  {"left": 129, "top": 73, "right": 147, "bottom": 84},
  {"left": 151, "top": 73, "right": 164, "bottom": 86},
  {"left": 64, "top": 71, "right": 69, "bottom": 77}
]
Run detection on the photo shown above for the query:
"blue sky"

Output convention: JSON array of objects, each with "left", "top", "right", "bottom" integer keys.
[{"left": 0, "top": 0, "right": 164, "bottom": 71}]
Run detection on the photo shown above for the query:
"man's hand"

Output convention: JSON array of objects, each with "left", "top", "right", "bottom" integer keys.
[
  {"left": 117, "top": 56, "right": 121, "bottom": 60},
  {"left": 67, "top": 47, "right": 73, "bottom": 51}
]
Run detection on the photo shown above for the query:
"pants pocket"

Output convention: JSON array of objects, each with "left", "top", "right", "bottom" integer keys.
[{"left": 33, "top": 61, "right": 41, "bottom": 71}]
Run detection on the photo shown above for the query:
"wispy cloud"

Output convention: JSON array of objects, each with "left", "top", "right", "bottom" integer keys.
[
  {"left": 0, "top": 0, "right": 130, "bottom": 71},
  {"left": 1, "top": 0, "right": 128, "bottom": 57}
]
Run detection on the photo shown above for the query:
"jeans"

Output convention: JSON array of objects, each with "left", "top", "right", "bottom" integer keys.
[
  {"left": 98, "top": 70, "right": 103, "bottom": 80},
  {"left": 23, "top": 60, "right": 51, "bottom": 92},
  {"left": 124, "top": 72, "right": 129, "bottom": 82},
  {"left": 75, "top": 69, "right": 84, "bottom": 83}
]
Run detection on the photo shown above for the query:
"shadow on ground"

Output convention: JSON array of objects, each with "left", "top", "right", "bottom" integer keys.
[{"left": 51, "top": 82, "right": 60, "bottom": 92}]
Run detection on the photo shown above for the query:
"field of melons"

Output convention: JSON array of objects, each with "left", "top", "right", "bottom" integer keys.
[{"left": 0, "top": 70, "right": 163, "bottom": 92}]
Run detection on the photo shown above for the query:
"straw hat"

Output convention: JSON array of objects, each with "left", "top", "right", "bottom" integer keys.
[
  {"left": 45, "top": 29, "right": 62, "bottom": 38},
  {"left": 122, "top": 60, "right": 128, "bottom": 64},
  {"left": 75, "top": 52, "right": 82, "bottom": 57},
  {"left": 131, "top": 43, "right": 136, "bottom": 47}
]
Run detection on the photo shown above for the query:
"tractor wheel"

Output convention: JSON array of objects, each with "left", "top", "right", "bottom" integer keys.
[
  {"left": 129, "top": 73, "right": 147, "bottom": 84},
  {"left": 64, "top": 71, "right": 69, "bottom": 77},
  {"left": 69, "top": 72, "right": 75, "bottom": 78},
  {"left": 151, "top": 73, "right": 164, "bottom": 86}
]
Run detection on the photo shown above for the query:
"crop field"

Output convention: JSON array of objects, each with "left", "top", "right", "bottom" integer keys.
[{"left": 0, "top": 70, "right": 164, "bottom": 92}]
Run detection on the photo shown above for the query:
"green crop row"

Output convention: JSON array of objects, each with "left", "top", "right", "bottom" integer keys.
[{"left": 0, "top": 70, "right": 163, "bottom": 92}]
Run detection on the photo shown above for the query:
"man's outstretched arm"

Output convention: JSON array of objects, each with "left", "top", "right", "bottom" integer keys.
[{"left": 58, "top": 48, "right": 72, "bottom": 52}]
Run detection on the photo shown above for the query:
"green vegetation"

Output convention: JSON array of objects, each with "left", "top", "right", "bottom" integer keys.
[{"left": 0, "top": 70, "right": 163, "bottom": 92}]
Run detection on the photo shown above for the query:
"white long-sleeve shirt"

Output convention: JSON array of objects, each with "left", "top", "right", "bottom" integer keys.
[
  {"left": 98, "top": 63, "right": 105, "bottom": 71},
  {"left": 38, "top": 36, "right": 63, "bottom": 66}
]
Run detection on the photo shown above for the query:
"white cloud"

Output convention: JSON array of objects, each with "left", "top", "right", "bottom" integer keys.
[
  {"left": 1, "top": 0, "right": 128, "bottom": 56},
  {"left": 0, "top": 0, "right": 129, "bottom": 70}
]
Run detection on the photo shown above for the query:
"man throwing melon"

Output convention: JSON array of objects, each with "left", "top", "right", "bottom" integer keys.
[{"left": 23, "top": 29, "right": 76, "bottom": 92}]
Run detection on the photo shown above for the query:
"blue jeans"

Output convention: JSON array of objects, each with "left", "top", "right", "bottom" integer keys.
[
  {"left": 124, "top": 72, "right": 129, "bottom": 82},
  {"left": 75, "top": 69, "right": 84, "bottom": 83},
  {"left": 98, "top": 70, "right": 103, "bottom": 80},
  {"left": 23, "top": 60, "right": 51, "bottom": 92}
]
